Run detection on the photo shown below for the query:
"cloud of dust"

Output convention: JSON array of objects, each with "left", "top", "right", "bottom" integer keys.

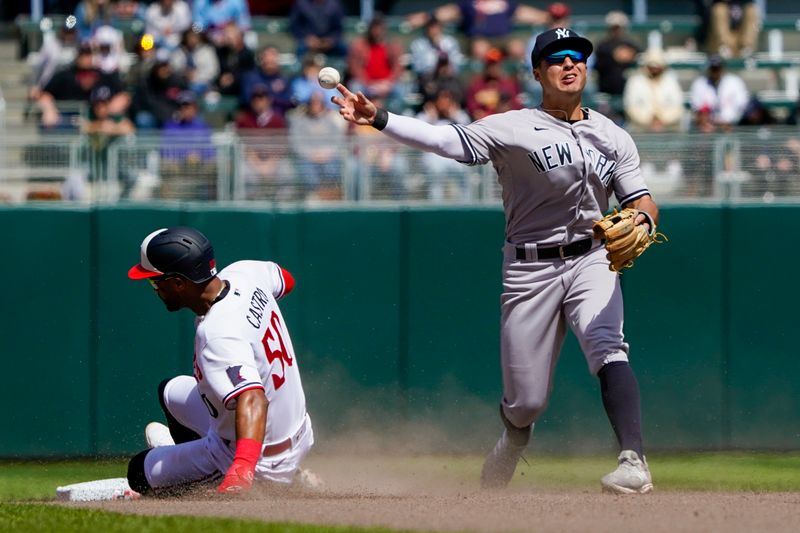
[{"left": 301, "top": 359, "right": 501, "bottom": 456}]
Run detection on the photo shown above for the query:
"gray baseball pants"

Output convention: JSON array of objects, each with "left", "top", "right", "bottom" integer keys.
[{"left": 500, "top": 243, "right": 629, "bottom": 429}]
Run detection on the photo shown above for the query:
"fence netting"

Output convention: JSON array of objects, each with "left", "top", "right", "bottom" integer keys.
[{"left": 1, "top": 127, "right": 799, "bottom": 204}]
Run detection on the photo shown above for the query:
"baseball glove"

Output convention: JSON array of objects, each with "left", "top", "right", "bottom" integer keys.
[{"left": 592, "top": 208, "right": 667, "bottom": 272}]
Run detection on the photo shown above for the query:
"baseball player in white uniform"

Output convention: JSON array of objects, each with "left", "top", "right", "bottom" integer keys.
[
  {"left": 332, "top": 27, "right": 658, "bottom": 494},
  {"left": 126, "top": 226, "right": 314, "bottom": 495}
]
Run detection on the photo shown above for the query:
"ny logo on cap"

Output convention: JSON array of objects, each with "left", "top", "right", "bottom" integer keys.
[{"left": 555, "top": 28, "right": 570, "bottom": 39}]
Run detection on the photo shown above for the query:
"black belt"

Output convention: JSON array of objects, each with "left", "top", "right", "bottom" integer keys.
[{"left": 515, "top": 237, "right": 594, "bottom": 260}]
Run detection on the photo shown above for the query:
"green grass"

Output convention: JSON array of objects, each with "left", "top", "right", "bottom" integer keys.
[
  {"left": 2, "top": 453, "right": 799, "bottom": 532},
  {"left": 508, "top": 452, "right": 800, "bottom": 491},
  {"left": 0, "top": 504, "right": 414, "bottom": 533},
  {"left": 0, "top": 459, "right": 126, "bottom": 501},
  {"left": 652, "top": 453, "right": 800, "bottom": 491}
]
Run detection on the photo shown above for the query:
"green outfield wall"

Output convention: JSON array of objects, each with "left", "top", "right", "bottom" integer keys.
[{"left": 1, "top": 204, "right": 797, "bottom": 457}]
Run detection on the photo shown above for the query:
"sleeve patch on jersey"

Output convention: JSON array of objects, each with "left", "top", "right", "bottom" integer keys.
[
  {"left": 451, "top": 124, "right": 478, "bottom": 166},
  {"left": 225, "top": 365, "right": 245, "bottom": 386},
  {"left": 222, "top": 382, "right": 265, "bottom": 409},
  {"left": 619, "top": 189, "right": 650, "bottom": 206}
]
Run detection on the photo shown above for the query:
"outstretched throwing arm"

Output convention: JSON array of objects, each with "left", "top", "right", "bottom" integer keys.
[{"left": 331, "top": 84, "right": 471, "bottom": 161}]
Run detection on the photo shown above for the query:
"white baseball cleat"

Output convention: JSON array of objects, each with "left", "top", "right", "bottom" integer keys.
[
  {"left": 145, "top": 422, "right": 175, "bottom": 449},
  {"left": 480, "top": 429, "right": 529, "bottom": 489},
  {"left": 601, "top": 450, "right": 653, "bottom": 494}
]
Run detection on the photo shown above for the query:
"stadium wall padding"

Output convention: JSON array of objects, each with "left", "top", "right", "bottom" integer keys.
[{"left": 1, "top": 204, "right": 797, "bottom": 457}]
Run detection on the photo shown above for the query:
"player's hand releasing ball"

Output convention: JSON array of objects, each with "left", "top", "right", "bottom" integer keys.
[
  {"left": 331, "top": 85, "right": 377, "bottom": 125},
  {"left": 317, "top": 67, "right": 341, "bottom": 89}
]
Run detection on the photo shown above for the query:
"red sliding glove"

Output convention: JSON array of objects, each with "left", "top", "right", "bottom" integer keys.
[{"left": 217, "top": 438, "right": 261, "bottom": 494}]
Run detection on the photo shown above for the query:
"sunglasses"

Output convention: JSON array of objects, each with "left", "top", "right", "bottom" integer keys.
[
  {"left": 147, "top": 275, "right": 179, "bottom": 289},
  {"left": 544, "top": 50, "right": 586, "bottom": 65}
]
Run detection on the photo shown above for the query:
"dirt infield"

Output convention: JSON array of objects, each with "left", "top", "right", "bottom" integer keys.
[{"left": 75, "top": 455, "right": 800, "bottom": 533}]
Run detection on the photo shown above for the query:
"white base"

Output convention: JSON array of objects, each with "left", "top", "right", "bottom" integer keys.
[{"left": 56, "top": 477, "right": 141, "bottom": 502}]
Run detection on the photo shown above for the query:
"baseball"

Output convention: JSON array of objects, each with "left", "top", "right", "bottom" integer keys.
[{"left": 318, "top": 67, "right": 341, "bottom": 89}]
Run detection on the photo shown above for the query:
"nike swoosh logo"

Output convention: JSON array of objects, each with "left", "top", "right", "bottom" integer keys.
[{"left": 534, "top": 127, "right": 547, "bottom": 131}]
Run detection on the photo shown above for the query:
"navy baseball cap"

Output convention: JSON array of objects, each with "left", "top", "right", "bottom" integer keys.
[
  {"left": 128, "top": 226, "right": 216, "bottom": 283},
  {"left": 90, "top": 85, "right": 112, "bottom": 104},
  {"left": 176, "top": 90, "right": 197, "bottom": 106},
  {"left": 707, "top": 54, "right": 726, "bottom": 69},
  {"left": 531, "top": 27, "right": 593, "bottom": 67}
]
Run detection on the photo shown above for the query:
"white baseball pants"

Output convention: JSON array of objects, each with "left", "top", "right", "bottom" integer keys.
[{"left": 143, "top": 375, "right": 314, "bottom": 490}]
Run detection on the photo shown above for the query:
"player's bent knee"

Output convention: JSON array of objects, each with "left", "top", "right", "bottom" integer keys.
[
  {"left": 127, "top": 449, "right": 152, "bottom": 495},
  {"left": 500, "top": 404, "right": 535, "bottom": 444},
  {"left": 506, "top": 398, "right": 548, "bottom": 428}
]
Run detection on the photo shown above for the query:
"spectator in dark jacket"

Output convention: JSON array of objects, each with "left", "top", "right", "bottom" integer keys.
[
  {"left": 289, "top": 0, "right": 347, "bottom": 58},
  {"left": 240, "top": 46, "right": 292, "bottom": 113},
  {"left": 215, "top": 22, "right": 256, "bottom": 97},
  {"left": 594, "top": 11, "right": 641, "bottom": 96},
  {"left": 37, "top": 43, "right": 129, "bottom": 129},
  {"left": 132, "top": 51, "right": 187, "bottom": 128},
  {"left": 418, "top": 52, "right": 464, "bottom": 106}
]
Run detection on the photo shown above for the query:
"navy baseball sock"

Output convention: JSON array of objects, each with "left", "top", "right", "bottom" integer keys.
[
  {"left": 158, "top": 378, "right": 201, "bottom": 444},
  {"left": 598, "top": 361, "right": 644, "bottom": 459},
  {"left": 127, "top": 449, "right": 152, "bottom": 494}
]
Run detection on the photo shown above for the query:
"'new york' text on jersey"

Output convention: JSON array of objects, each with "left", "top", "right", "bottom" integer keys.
[{"left": 452, "top": 107, "right": 650, "bottom": 245}]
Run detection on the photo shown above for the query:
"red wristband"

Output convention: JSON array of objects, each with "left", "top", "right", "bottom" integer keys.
[{"left": 233, "top": 438, "right": 262, "bottom": 467}]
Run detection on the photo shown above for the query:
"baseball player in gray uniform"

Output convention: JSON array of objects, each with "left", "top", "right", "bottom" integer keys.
[{"left": 333, "top": 27, "right": 658, "bottom": 494}]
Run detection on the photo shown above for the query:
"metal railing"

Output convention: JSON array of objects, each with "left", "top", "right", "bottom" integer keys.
[
  {"left": 1, "top": 128, "right": 800, "bottom": 204},
  {"left": 102, "top": 132, "right": 497, "bottom": 204}
]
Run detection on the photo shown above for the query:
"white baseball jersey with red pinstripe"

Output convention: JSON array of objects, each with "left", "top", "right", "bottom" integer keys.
[{"left": 193, "top": 260, "right": 306, "bottom": 446}]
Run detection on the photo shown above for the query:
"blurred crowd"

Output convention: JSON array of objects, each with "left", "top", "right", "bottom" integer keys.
[{"left": 22, "top": 0, "right": 800, "bottom": 200}]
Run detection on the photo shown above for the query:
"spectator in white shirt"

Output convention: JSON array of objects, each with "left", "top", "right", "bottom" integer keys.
[
  {"left": 92, "top": 25, "right": 129, "bottom": 74},
  {"left": 146, "top": 0, "right": 193, "bottom": 51},
  {"left": 408, "top": 15, "right": 464, "bottom": 77},
  {"left": 30, "top": 16, "right": 79, "bottom": 100},
  {"left": 170, "top": 27, "right": 220, "bottom": 95},
  {"left": 623, "top": 48, "right": 685, "bottom": 132},
  {"left": 690, "top": 54, "right": 749, "bottom": 133}
]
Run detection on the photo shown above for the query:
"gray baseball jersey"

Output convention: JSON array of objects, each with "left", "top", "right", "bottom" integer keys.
[
  {"left": 376, "top": 104, "right": 651, "bottom": 429},
  {"left": 445, "top": 106, "right": 650, "bottom": 430},
  {"left": 451, "top": 107, "right": 650, "bottom": 245}
]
